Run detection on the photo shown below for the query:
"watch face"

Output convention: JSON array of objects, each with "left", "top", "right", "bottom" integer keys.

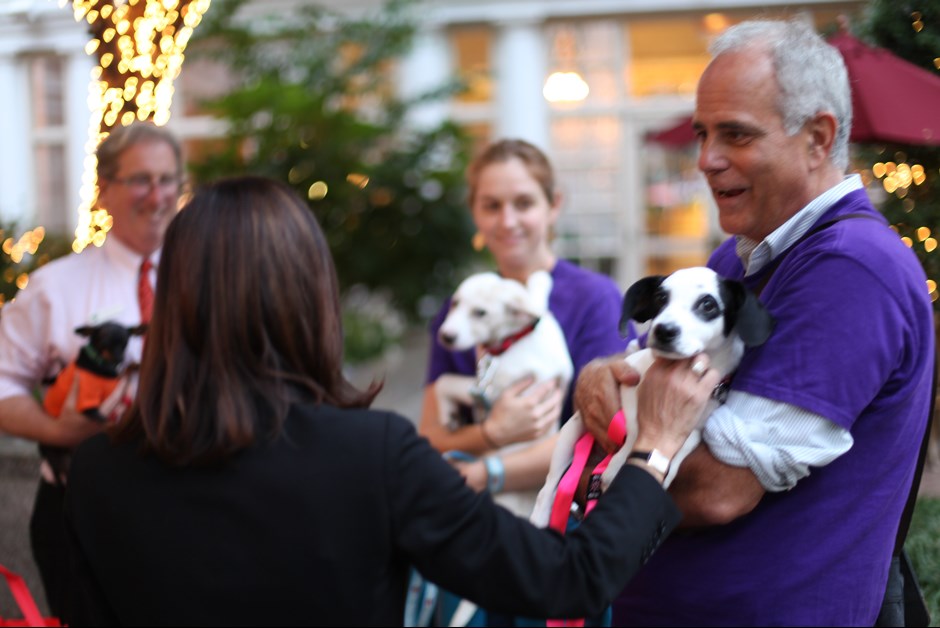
[
  {"left": 629, "top": 449, "right": 671, "bottom": 475},
  {"left": 648, "top": 449, "right": 671, "bottom": 475}
]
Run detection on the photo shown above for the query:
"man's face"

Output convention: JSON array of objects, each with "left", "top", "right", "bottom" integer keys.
[
  {"left": 693, "top": 49, "right": 815, "bottom": 242},
  {"left": 97, "top": 139, "right": 181, "bottom": 256}
]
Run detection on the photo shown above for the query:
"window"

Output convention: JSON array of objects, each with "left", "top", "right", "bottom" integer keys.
[
  {"left": 28, "top": 54, "right": 69, "bottom": 232},
  {"left": 451, "top": 26, "right": 492, "bottom": 104}
]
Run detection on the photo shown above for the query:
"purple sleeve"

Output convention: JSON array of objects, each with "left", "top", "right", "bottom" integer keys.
[
  {"left": 733, "top": 251, "right": 909, "bottom": 429},
  {"left": 550, "top": 263, "right": 631, "bottom": 377},
  {"left": 549, "top": 262, "right": 631, "bottom": 420}
]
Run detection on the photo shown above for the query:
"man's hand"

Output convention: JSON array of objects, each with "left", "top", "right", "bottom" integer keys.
[{"left": 575, "top": 355, "right": 641, "bottom": 453}]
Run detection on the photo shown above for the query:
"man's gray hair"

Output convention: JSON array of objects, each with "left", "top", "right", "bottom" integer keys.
[
  {"left": 96, "top": 122, "right": 184, "bottom": 180},
  {"left": 710, "top": 19, "right": 852, "bottom": 170}
]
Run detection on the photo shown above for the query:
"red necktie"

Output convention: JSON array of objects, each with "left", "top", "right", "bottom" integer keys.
[{"left": 138, "top": 259, "right": 154, "bottom": 325}]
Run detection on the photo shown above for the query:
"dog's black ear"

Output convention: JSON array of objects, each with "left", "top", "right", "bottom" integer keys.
[
  {"left": 75, "top": 325, "right": 94, "bottom": 337},
  {"left": 720, "top": 279, "right": 776, "bottom": 347},
  {"left": 620, "top": 275, "right": 666, "bottom": 336},
  {"left": 128, "top": 324, "right": 148, "bottom": 336}
]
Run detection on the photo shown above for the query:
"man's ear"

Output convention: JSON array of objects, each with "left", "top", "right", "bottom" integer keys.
[{"left": 806, "top": 112, "right": 837, "bottom": 170}]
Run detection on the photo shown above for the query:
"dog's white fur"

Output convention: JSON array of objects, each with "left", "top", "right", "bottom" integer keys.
[
  {"left": 530, "top": 267, "right": 774, "bottom": 528},
  {"left": 435, "top": 270, "right": 574, "bottom": 518}
]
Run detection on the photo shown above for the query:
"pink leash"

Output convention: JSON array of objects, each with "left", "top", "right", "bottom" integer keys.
[{"left": 546, "top": 411, "right": 627, "bottom": 628}]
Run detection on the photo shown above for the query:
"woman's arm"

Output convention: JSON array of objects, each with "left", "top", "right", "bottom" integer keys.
[
  {"left": 418, "top": 379, "right": 563, "bottom": 456},
  {"left": 458, "top": 432, "right": 560, "bottom": 493}
]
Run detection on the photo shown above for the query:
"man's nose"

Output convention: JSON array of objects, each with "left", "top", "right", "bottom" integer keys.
[{"left": 698, "top": 137, "right": 729, "bottom": 174}]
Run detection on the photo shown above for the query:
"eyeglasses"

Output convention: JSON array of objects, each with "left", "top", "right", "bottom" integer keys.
[{"left": 107, "top": 174, "right": 183, "bottom": 196}]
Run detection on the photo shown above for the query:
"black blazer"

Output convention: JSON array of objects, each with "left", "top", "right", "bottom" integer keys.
[{"left": 65, "top": 403, "right": 678, "bottom": 626}]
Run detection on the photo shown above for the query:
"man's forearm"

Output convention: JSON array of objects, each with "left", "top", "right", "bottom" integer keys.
[
  {"left": 0, "top": 395, "right": 99, "bottom": 447},
  {"left": 668, "top": 445, "right": 765, "bottom": 527}
]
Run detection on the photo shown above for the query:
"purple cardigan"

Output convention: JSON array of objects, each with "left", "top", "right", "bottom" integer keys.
[
  {"left": 426, "top": 259, "right": 630, "bottom": 423},
  {"left": 614, "top": 189, "right": 935, "bottom": 626}
]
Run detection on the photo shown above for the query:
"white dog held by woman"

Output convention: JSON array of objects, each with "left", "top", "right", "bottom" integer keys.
[{"left": 435, "top": 269, "right": 574, "bottom": 518}]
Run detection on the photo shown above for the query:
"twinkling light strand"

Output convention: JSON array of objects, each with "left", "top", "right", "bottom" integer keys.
[{"left": 65, "top": 0, "right": 211, "bottom": 252}]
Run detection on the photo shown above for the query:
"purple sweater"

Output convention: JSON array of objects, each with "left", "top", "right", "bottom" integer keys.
[
  {"left": 426, "top": 259, "right": 630, "bottom": 423},
  {"left": 613, "top": 189, "right": 935, "bottom": 626}
]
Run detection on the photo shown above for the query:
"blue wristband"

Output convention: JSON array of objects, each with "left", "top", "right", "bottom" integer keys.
[{"left": 484, "top": 455, "right": 505, "bottom": 494}]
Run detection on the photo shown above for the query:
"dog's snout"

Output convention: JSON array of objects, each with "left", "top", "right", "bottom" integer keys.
[
  {"left": 439, "top": 331, "right": 457, "bottom": 348},
  {"left": 652, "top": 323, "right": 680, "bottom": 346}
]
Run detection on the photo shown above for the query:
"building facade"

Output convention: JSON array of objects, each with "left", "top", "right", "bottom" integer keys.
[{"left": 0, "top": 0, "right": 867, "bottom": 284}]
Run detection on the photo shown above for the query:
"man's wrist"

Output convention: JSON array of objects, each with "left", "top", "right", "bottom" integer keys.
[{"left": 628, "top": 449, "right": 671, "bottom": 477}]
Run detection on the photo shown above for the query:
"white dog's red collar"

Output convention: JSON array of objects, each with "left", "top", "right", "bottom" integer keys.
[{"left": 483, "top": 319, "right": 540, "bottom": 356}]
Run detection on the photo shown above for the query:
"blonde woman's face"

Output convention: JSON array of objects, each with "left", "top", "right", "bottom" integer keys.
[{"left": 471, "top": 157, "right": 559, "bottom": 279}]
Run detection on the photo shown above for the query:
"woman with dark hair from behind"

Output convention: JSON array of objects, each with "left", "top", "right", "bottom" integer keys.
[{"left": 64, "top": 175, "right": 719, "bottom": 626}]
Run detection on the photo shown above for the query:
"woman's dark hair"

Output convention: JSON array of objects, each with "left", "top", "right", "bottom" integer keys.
[{"left": 114, "top": 175, "right": 380, "bottom": 465}]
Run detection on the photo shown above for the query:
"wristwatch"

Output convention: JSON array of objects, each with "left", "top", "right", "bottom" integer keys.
[{"left": 628, "top": 449, "right": 671, "bottom": 476}]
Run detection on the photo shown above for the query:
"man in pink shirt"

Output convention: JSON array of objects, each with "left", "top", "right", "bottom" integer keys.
[{"left": 0, "top": 122, "right": 183, "bottom": 619}]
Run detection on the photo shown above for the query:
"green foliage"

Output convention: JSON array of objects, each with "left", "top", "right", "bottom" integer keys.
[
  {"left": 854, "top": 1, "right": 940, "bottom": 308},
  {"left": 907, "top": 498, "right": 940, "bottom": 624},
  {"left": 190, "top": 0, "right": 478, "bottom": 344},
  {"left": 341, "top": 285, "right": 406, "bottom": 365},
  {"left": 858, "top": 1, "right": 940, "bottom": 69},
  {"left": 0, "top": 225, "right": 72, "bottom": 308}
]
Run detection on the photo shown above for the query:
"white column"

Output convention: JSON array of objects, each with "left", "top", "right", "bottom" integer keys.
[
  {"left": 397, "top": 25, "right": 453, "bottom": 131},
  {"left": 493, "top": 18, "right": 549, "bottom": 151},
  {"left": 0, "top": 54, "right": 30, "bottom": 224},
  {"left": 619, "top": 118, "right": 644, "bottom": 287},
  {"left": 63, "top": 50, "right": 94, "bottom": 234}
]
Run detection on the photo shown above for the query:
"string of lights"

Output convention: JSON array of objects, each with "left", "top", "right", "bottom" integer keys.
[{"left": 64, "top": 0, "right": 211, "bottom": 252}]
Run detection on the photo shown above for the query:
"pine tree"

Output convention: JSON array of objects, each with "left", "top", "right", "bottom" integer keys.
[{"left": 856, "top": 1, "right": 940, "bottom": 308}]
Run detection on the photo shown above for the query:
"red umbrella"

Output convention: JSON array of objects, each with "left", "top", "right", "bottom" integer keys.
[
  {"left": 830, "top": 31, "right": 940, "bottom": 144},
  {"left": 648, "top": 32, "right": 940, "bottom": 147},
  {"left": 648, "top": 117, "right": 696, "bottom": 147}
]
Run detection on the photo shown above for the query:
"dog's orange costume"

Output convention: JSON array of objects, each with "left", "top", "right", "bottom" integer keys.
[{"left": 42, "top": 361, "right": 120, "bottom": 419}]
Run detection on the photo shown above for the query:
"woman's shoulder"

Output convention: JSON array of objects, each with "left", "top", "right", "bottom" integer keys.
[
  {"left": 552, "top": 259, "right": 621, "bottom": 294},
  {"left": 550, "top": 260, "right": 623, "bottom": 315},
  {"left": 69, "top": 431, "right": 141, "bottom": 491},
  {"left": 287, "top": 403, "right": 418, "bottom": 444}
]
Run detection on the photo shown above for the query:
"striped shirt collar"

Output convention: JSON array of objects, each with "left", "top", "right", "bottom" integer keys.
[{"left": 735, "top": 174, "right": 865, "bottom": 276}]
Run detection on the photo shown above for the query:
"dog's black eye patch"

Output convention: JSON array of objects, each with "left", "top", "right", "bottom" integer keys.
[
  {"left": 471, "top": 308, "right": 487, "bottom": 319},
  {"left": 694, "top": 295, "right": 722, "bottom": 321},
  {"left": 653, "top": 288, "right": 668, "bottom": 308}
]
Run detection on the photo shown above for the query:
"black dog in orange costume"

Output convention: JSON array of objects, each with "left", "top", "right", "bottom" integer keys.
[{"left": 41, "top": 321, "right": 146, "bottom": 482}]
